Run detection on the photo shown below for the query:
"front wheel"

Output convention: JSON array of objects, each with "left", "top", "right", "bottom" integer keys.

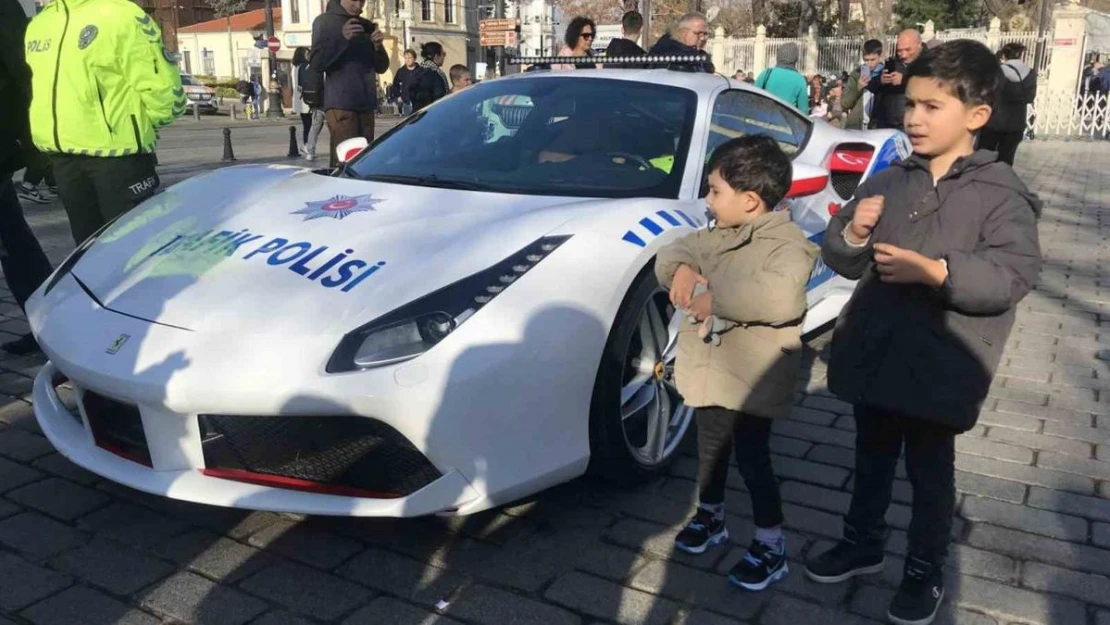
[{"left": 588, "top": 268, "right": 695, "bottom": 483}]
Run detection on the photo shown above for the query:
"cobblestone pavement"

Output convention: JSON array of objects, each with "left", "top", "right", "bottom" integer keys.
[{"left": 0, "top": 140, "right": 1107, "bottom": 625}]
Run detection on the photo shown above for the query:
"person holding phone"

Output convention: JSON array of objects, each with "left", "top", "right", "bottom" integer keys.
[
  {"left": 841, "top": 39, "right": 884, "bottom": 129},
  {"left": 866, "top": 29, "right": 923, "bottom": 130},
  {"left": 310, "top": 0, "right": 390, "bottom": 167}
]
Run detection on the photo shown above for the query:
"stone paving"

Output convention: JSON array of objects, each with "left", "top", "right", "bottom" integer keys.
[{"left": 0, "top": 138, "right": 1106, "bottom": 625}]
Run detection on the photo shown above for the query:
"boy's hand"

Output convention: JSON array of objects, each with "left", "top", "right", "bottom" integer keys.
[
  {"left": 670, "top": 264, "right": 708, "bottom": 309},
  {"left": 342, "top": 18, "right": 365, "bottom": 40},
  {"left": 848, "top": 195, "right": 884, "bottom": 242},
  {"left": 873, "top": 243, "right": 948, "bottom": 288},
  {"left": 689, "top": 291, "right": 712, "bottom": 321}
]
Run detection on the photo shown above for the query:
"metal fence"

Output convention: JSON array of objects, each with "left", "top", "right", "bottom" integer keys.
[{"left": 1028, "top": 91, "right": 1110, "bottom": 139}]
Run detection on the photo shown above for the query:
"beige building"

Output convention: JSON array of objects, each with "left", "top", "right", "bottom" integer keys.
[{"left": 177, "top": 8, "right": 288, "bottom": 80}]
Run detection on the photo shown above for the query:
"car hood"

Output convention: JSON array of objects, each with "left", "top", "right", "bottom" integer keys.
[
  {"left": 71, "top": 165, "right": 593, "bottom": 335},
  {"left": 183, "top": 85, "right": 214, "bottom": 95}
]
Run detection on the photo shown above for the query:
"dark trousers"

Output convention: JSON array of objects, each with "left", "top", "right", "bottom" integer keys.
[
  {"left": 0, "top": 177, "right": 53, "bottom": 310},
  {"left": 52, "top": 154, "right": 159, "bottom": 245},
  {"left": 300, "top": 113, "right": 314, "bottom": 144},
  {"left": 325, "top": 109, "right": 376, "bottom": 168},
  {"left": 978, "top": 129, "right": 1022, "bottom": 166},
  {"left": 845, "top": 405, "right": 958, "bottom": 564},
  {"left": 695, "top": 407, "right": 784, "bottom": 528},
  {"left": 21, "top": 146, "right": 54, "bottom": 187}
]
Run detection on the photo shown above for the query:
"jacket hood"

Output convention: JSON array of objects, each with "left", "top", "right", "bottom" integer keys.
[
  {"left": 1002, "top": 59, "right": 1032, "bottom": 82},
  {"left": 325, "top": 0, "right": 356, "bottom": 17},
  {"left": 903, "top": 150, "right": 1043, "bottom": 217}
]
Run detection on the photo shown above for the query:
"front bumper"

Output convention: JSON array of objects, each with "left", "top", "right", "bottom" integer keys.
[{"left": 34, "top": 361, "right": 480, "bottom": 516}]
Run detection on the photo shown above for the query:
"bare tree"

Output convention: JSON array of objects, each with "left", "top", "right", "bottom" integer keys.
[
  {"left": 206, "top": 0, "right": 249, "bottom": 78},
  {"left": 860, "top": 0, "right": 892, "bottom": 37},
  {"left": 838, "top": 0, "right": 852, "bottom": 31},
  {"left": 751, "top": 0, "right": 766, "bottom": 27}
]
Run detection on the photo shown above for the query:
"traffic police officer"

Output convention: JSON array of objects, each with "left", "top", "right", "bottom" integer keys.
[{"left": 24, "top": 0, "right": 186, "bottom": 245}]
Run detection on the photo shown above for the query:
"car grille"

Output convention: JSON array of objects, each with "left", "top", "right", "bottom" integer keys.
[
  {"left": 831, "top": 171, "right": 863, "bottom": 200},
  {"left": 199, "top": 415, "right": 442, "bottom": 498},
  {"left": 82, "top": 391, "right": 152, "bottom": 466}
]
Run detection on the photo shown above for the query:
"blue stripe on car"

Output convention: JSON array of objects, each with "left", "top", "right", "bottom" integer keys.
[
  {"left": 674, "top": 209, "right": 698, "bottom": 227},
  {"left": 639, "top": 217, "right": 663, "bottom": 235},
  {"left": 656, "top": 210, "right": 681, "bottom": 226},
  {"left": 805, "top": 231, "right": 836, "bottom": 291},
  {"left": 622, "top": 231, "right": 647, "bottom": 247}
]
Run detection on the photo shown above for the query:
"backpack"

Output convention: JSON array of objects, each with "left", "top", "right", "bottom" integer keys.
[{"left": 299, "top": 63, "right": 324, "bottom": 108}]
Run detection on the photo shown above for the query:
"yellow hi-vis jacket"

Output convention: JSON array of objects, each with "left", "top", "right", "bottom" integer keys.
[{"left": 24, "top": 0, "right": 186, "bottom": 157}]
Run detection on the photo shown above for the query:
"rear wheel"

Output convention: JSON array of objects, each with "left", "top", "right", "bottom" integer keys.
[{"left": 588, "top": 268, "right": 695, "bottom": 482}]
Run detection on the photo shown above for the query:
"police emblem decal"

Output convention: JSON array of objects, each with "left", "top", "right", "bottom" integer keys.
[
  {"left": 78, "top": 25, "right": 98, "bottom": 50},
  {"left": 106, "top": 334, "right": 131, "bottom": 355},
  {"left": 293, "top": 194, "right": 382, "bottom": 221}
]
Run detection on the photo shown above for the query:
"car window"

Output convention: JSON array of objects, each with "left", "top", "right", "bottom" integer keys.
[
  {"left": 704, "top": 89, "right": 810, "bottom": 161},
  {"left": 181, "top": 75, "right": 199, "bottom": 86},
  {"left": 348, "top": 77, "right": 698, "bottom": 199}
]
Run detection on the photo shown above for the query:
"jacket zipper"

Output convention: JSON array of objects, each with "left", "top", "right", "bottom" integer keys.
[
  {"left": 97, "top": 84, "right": 112, "bottom": 134},
  {"left": 51, "top": 0, "right": 71, "bottom": 152},
  {"left": 130, "top": 115, "right": 142, "bottom": 153}
]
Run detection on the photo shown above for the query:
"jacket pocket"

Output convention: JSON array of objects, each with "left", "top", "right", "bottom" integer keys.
[
  {"left": 130, "top": 114, "right": 142, "bottom": 154},
  {"left": 96, "top": 84, "right": 112, "bottom": 134}
]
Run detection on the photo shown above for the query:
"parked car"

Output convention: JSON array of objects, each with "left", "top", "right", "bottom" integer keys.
[
  {"left": 180, "top": 74, "right": 218, "bottom": 114},
  {"left": 27, "top": 62, "right": 909, "bottom": 518}
]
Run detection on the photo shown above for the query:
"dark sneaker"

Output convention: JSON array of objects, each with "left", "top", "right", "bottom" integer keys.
[
  {"left": 1, "top": 334, "right": 41, "bottom": 356},
  {"left": 888, "top": 557, "right": 944, "bottom": 625},
  {"left": 728, "top": 538, "right": 788, "bottom": 591},
  {"left": 674, "top": 508, "right": 729, "bottom": 554},
  {"left": 804, "top": 538, "right": 885, "bottom": 583},
  {"left": 16, "top": 184, "right": 49, "bottom": 205}
]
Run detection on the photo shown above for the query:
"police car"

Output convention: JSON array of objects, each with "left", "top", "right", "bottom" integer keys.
[{"left": 26, "top": 56, "right": 909, "bottom": 517}]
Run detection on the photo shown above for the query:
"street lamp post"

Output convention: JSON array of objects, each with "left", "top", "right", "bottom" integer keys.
[{"left": 264, "top": 0, "right": 284, "bottom": 118}]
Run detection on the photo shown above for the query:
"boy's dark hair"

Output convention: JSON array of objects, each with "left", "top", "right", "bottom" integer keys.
[
  {"left": 1000, "top": 42, "right": 1026, "bottom": 60},
  {"left": 706, "top": 135, "right": 792, "bottom": 209},
  {"left": 905, "top": 39, "right": 1001, "bottom": 106},
  {"left": 622, "top": 10, "right": 644, "bottom": 34},
  {"left": 421, "top": 41, "right": 444, "bottom": 61},
  {"left": 449, "top": 64, "right": 470, "bottom": 84},
  {"left": 863, "top": 39, "right": 883, "bottom": 56}
]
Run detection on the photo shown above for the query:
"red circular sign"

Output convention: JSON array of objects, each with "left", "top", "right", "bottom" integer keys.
[
  {"left": 267, "top": 36, "right": 281, "bottom": 53},
  {"left": 323, "top": 199, "right": 357, "bottom": 211}
]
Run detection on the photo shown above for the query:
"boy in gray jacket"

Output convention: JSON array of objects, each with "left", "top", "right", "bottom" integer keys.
[
  {"left": 657, "top": 135, "right": 818, "bottom": 591},
  {"left": 804, "top": 40, "right": 1042, "bottom": 625}
]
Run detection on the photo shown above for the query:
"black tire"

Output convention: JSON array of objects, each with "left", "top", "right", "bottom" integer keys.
[{"left": 587, "top": 265, "right": 688, "bottom": 484}]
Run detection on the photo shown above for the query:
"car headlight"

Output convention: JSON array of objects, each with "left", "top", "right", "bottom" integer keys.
[
  {"left": 327, "top": 235, "right": 571, "bottom": 373},
  {"left": 42, "top": 215, "right": 123, "bottom": 296}
]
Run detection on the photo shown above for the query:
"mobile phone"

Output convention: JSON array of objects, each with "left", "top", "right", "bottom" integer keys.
[
  {"left": 883, "top": 57, "right": 896, "bottom": 72},
  {"left": 367, "top": 21, "right": 377, "bottom": 33},
  {"left": 860, "top": 62, "right": 870, "bottom": 77}
]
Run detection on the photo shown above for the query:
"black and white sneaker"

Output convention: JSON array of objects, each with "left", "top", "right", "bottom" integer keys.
[
  {"left": 674, "top": 508, "right": 729, "bottom": 554},
  {"left": 888, "top": 556, "right": 944, "bottom": 625},
  {"left": 804, "top": 538, "right": 885, "bottom": 583},
  {"left": 728, "top": 538, "right": 788, "bottom": 591},
  {"left": 16, "top": 183, "right": 49, "bottom": 204}
]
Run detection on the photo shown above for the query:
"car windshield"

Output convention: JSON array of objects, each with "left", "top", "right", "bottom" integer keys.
[
  {"left": 181, "top": 75, "right": 200, "bottom": 86},
  {"left": 347, "top": 76, "right": 698, "bottom": 199}
]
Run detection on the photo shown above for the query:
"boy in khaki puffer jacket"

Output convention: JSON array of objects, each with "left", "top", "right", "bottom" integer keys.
[{"left": 656, "top": 135, "right": 818, "bottom": 591}]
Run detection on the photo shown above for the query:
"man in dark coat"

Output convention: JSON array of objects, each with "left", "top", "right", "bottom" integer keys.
[
  {"left": 648, "top": 12, "right": 714, "bottom": 73},
  {"left": 0, "top": 0, "right": 54, "bottom": 355},
  {"left": 310, "top": 0, "right": 390, "bottom": 167},
  {"left": 980, "top": 43, "right": 1037, "bottom": 165},
  {"left": 605, "top": 11, "right": 647, "bottom": 60},
  {"left": 867, "top": 29, "right": 923, "bottom": 129}
]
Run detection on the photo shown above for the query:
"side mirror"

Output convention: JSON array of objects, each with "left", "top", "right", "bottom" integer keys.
[
  {"left": 785, "top": 162, "right": 830, "bottom": 199},
  {"left": 335, "top": 137, "right": 369, "bottom": 165}
]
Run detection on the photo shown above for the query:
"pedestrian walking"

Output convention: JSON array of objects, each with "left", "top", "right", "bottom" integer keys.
[
  {"left": 0, "top": 0, "right": 55, "bottom": 355},
  {"left": 753, "top": 43, "right": 808, "bottom": 113},
  {"left": 392, "top": 49, "right": 419, "bottom": 116},
  {"left": 867, "top": 29, "right": 923, "bottom": 130},
  {"left": 805, "top": 41, "right": 1042, "bottom": 625},
  {"left": 841, "top": 39, "right": 883, "bottom": 130},
  {"left": 24, "top": 0, "right": 186, "bottom": 246},
  {"left": 292, "top": 47, "right": 314, "bottom": 151},
  {"left": 980, "top": 42, "right": 1037, "bottom": 166},
  {"left": 310, "top": 0, "right": 390, "bottom": 167},
  {"left": 299, "top": 49, "right": 327, "bottom": 162},
  {"left": 648, "top": 13, "right": 714, "bottom": 73},
  {"left": 659, "top": 134, "right": 817, "bottom": 592},
  {"left": 251, "top": 76, "right": 263, "bottom": 119},
  {"left": 409, "top": 42, "right": 449, "bottom": 111}
]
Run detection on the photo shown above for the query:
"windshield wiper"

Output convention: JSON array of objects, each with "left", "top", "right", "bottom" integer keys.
[{"left": 362, "top": 173, "right": 495, "bottom": 191}]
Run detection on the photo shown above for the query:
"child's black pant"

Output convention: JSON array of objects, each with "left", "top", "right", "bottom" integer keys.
[
  {"left": 845, "top": 405, "right": 959, "bottom": 564},
  {"left": 695, "top": 407, "right": 783, "bottom": 529}
]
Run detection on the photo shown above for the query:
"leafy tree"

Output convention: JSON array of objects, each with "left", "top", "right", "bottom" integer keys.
[{"left": 895, "top": 0, "right": 981, "bottom": 30}]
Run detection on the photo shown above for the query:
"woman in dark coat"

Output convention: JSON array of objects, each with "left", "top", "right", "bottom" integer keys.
[{"left": 409, "top": 41, "right": 449, "bottom": 112}]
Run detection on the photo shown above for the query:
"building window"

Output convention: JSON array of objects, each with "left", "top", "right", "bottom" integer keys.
[
  {"left": 184, "top": 51, "right": 192, "bottom": 74},
  {"left": 291, "top": 0, "right": 300, "bottom": 23},
  {"left": 421, "top": 0, "right": 432, "bottom": 21},
  {"left": 202, "top": 49, "right": 216, "bottom": 76},
  {"left": 444, "top": 0, "right": 454, "bottom": 23}
]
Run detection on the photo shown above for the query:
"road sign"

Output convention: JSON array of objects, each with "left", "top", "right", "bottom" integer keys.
[
  {"left": 480, "top": 30, "right": 517, "bottom": 47},
  {"left": 479, "top": 18, "right": 516, "bottom": 33},
  {"left": 1053, "top": 38, "right": 1077, "bottom": 47},
  {"left": 267, "top": 36, "right": 280, "bottom": 53}
]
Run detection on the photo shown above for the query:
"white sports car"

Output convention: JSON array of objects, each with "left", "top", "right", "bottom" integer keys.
[{"left": 28, "top": 63, "right": 910, "bottom": 517}]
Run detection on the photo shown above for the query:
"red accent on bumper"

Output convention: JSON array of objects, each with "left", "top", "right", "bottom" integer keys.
[{"left": 200, "top": 468, "right": 403, "bottom": 499}]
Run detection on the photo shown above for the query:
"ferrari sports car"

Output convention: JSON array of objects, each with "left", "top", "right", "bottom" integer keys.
[{"left": 28, "top": 58, "right": 911, "bottom": 517}]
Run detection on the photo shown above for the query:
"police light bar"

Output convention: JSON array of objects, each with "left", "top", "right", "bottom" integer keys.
[{"left": 508, "top": 55, "right": 709, "bottom": 66}]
